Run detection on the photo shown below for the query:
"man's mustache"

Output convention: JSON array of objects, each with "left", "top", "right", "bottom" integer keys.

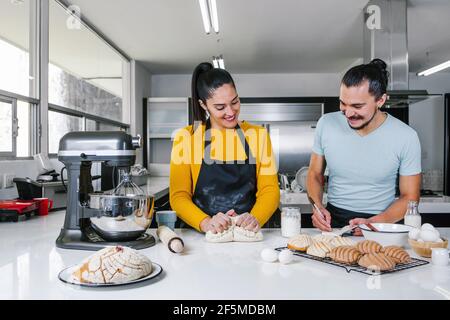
[{"left": 347, "top": 116, "right": 363, "bottom": 120}]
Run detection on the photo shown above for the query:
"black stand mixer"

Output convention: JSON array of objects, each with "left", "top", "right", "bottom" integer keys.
[{"left": 56, "top": 131, "right": 155, "bottom": 251}]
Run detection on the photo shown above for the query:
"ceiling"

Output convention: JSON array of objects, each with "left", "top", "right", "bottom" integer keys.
[
  {"left": 1, "top": 0, "right": 450, "bottom": 76},
  {"left": 65, "top": 0, "right": 450, "bottom": 75}
]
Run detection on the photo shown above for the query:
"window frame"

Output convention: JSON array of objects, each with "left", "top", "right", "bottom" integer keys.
[
  {"left": 47, "top": 104, "right": 129, "bottom": 157},
  {"left": 0, "top": 95, "right": 17, "bottom": 158},
  {"left": 0, "top": 0, "right": 132, "bottom": 160}
]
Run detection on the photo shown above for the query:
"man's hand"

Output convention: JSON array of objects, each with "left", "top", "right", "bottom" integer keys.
[
  {"left": 200, "top": 210, "right": 236, "bottom": 234},
  {"left": 349, "top": 218, "right": 372, "bottom": 236},
  {"left": 311, "top": 206, "right": 332, "bottom": 232},
  {"left": 236, "top": 212, "right": 260, "bottom": 232}
]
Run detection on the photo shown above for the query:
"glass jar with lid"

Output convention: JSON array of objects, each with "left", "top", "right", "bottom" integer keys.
[{"left": 281, "top": 207, "right": 301, "bottom": 238}]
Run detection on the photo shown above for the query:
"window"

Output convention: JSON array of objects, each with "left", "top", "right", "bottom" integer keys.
[
  {"left": 46, "top": 0, "right": 130, "bottom": 155},
  {"left": 48, "top": 0, "right": 128, "bottom": 122},
  {"left": 0, "top": 0, "right": 37, "bottom": 159},
  {"left": 48, "top": 110, "right": 83, "bottom": 154},
  {"left": 0, "top": 0, "right": 37, "bottom": 98},
  {"left": 0, "top": 0, "right": 130, "bottom": 159}
]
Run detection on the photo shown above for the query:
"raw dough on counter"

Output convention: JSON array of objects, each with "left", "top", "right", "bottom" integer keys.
[
  {"left": 205, "top": 216, "right": 263, "bottom": 243},
  {"left": 72, "top": 246, "right": 152, "bottom": 284},
  {"left": 205, "top": 227, "right": 234, "bottom": 243}
]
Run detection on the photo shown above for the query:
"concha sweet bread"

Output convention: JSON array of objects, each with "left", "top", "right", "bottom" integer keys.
[
  {"left": 287, "top": 234, "right": 313, "bottom": 251},
  {"left": 382, "top": 246, "right": 411, "bottom": 264},
  {"left": 356, "top": 240, "right": 383, "bottom": 254},
  {"left": 358, "top": 253, "right": 396, "bottom": 271},
  {"left": 307, "top": 241, "right": 334, "bottom": 258},
  {"left": 313, "top": 234, "right": 336, "bottom": 243},
  {"left": 330, "top": 236, "right": 356, "bottom": 247},
  {"left": 72, "top": 246, "right": 152, "bottom": 284},
  {"left": 329, "top": 246, "right": 362, "bottom": 265}
]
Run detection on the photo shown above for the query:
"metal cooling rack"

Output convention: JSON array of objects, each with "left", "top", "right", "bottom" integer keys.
[{"left": 275, "top": 246, "right": 429, "bottom": 276}]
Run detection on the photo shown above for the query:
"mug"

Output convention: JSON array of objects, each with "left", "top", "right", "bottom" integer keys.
[
  {"left": 431, "top": 248, "right": 449, "bottom": 266},
  {"left": 33, "top": 198, "right": 54, "bottom": 216},
  {"left": 155, "top": 210, "right": 177, "bottom": 230}
]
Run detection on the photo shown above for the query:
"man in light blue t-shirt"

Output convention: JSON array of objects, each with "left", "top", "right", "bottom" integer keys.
[{"left": 307, "top": 59, "right": 421, "bottom": 235}]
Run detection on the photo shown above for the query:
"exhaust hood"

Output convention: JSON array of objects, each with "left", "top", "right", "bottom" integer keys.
[{"left": 363, "top": 0, "right": 439, "bottom": 107}]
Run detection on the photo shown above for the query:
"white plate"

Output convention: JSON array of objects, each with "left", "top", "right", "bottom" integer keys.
[
  {"left": 58, "top": 262, "right": 163, "bottom": 287},
  {"left": 294, "top": 166, "right": 309, "bottom": 192}
]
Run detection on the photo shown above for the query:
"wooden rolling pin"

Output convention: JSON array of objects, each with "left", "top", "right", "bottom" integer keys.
[{"left": 156, "top": 225, "right": 184, "bottom": 253}]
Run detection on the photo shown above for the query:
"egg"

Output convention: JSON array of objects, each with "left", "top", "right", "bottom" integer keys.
[
  {"left": 419, "top": 229, "right": 439, "bottom": 242},
  {"left": 436, "top": 238, "right": 444, "bottom": 243},
  {"left": 433, "top": 229, "right": 441, "bottom": 239},
  {"left": 260, "top": 248, "right": 278, "bottom": 263},
  {"left": 418, "top": 239, "right": 425, "bottom": 243},
  {"left": 421, "top": 223, "right": 435, "bottom": 232},
  {"left": 409, "top": 228, "right": 421, "bottom": 240},
  {"left": 278, "top": 250, "right": 294, "bottom": 265}
]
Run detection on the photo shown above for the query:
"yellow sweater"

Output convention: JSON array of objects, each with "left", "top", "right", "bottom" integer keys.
[{"left": 169, "top": 121, "right": 280, "bottom": 231}]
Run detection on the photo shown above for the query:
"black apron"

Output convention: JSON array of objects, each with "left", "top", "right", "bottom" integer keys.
[
  {"left": 326, "top": 202, "right": 375, "bottom": 228},
  {"left": 192, "top": 120, "right": 257, "bottom": 216}
]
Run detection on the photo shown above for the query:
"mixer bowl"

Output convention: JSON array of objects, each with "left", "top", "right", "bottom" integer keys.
[{"left": 89, "top": 194, "right": 154, "bottom": 241}]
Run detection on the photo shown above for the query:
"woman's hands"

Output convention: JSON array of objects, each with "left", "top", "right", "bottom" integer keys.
[
  {"left": 235, "top": 212, "right": 260, "bottom": 232},
  {"left": 200, "top": 209, "right": 237, "bottom": 233},
  {"left": 200, "top": 210, "right": 260, "bottom": 233}
]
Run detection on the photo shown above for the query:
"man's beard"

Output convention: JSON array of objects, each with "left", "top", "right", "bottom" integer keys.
[{"left": 345, "top": 109, "right": 378, "bottom": 131}]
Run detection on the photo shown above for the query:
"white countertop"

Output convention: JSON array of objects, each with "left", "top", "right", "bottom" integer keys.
[
  {"left": 141, "top": 176, "right": 169, "bottom": 200},
  {"left": 1, "top": 211, "right": 449, "bottom": 300}
]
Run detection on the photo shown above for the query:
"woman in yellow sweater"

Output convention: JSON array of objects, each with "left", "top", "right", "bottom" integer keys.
[{"left": 169, "top": 62, "right": 280, "bottom": 234}]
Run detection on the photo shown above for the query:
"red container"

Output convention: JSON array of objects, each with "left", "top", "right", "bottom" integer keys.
[{"left": 33, "top": 198, "right": 54, "bottom": 216}]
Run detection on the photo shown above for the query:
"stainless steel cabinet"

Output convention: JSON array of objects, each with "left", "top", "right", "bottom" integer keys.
[{"left": 145, "top": 98, "right": 190, "bottom": 167}]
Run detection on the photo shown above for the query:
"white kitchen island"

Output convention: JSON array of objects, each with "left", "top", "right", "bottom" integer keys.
[{"left": 0, "top": 211, "right": 449, "bottom": 300}]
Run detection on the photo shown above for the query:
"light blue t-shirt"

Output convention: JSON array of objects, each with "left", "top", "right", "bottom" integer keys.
[{"left": 312, "top": 111, "right": 422, "bottom": 215}]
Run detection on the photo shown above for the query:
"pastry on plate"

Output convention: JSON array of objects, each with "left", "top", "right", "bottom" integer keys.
[
  {"left": 356, "top": 240, "right": 383, "bottom": 254},
  {"left": 381, "top": 246, "right": 411, "bottom": 264},
  {"left": 358, "top": 253, "right": 396, "bottom": 271},
  {"left": 287, "top": 234, "right": 313, "bottom": 251},
  {"left": 307, "top": 241, "right": 334, "bottom": 258},
  {"left": 72, "top": 246, "right": 153, "bottom": 284},
  {"left": 329, "top": 246, "right": 362, "bottom": 265},
  {"left": 330, "top": 236, "right": 356, "bottom": 247}
]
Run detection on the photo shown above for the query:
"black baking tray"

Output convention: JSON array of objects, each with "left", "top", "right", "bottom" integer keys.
[{"left": 275, "top": 246, "right": 429, "bottom": 276}]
